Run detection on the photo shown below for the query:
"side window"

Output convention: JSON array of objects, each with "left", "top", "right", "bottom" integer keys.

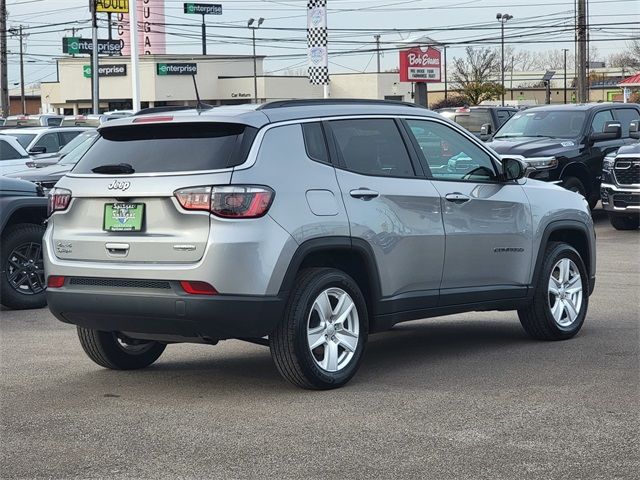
[
  {"left": 0, "top": 139, "right": 23, "bottom": 160},
  {"left": 59, "top": 130, "right": 81, "bottom": 145},
  {"left": 496, "top": 110, "right": 511, "bottom": 126},
  {"left": 34, "top": 133, "right": 61, "bottom": 153},
  {"left": 613, "top": 108, "right": 640, "bottom": 138},
  {"left": 406, "top": 119, "right": 498, "bottom": 182},
  {"left": 301, "top": 122, "right": 329, "bottom": 163},
  {"left": 591, "top": 110, "right": 613, "bottom": 133},
  {"left": 329, "top": 119, "right": 415, "bottom": 177}
]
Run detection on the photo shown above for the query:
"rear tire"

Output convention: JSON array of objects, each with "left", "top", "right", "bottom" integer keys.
[
  {"left": 77, "top": 327, "right": 166, "bottom": 370},
  {"left": 609, "top": 213, "right": 639, "bottom": 230},
  {"left": 518, "top": 242, "right": 589, "bottom": 341},
  {"left": 0, "top": 223, "right": 46, "bottom": 310},
  {"left": 270, "top": 268, "right": 368, "bottom": 389}
]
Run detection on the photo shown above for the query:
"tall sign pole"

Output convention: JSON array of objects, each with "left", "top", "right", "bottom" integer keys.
[
  {"left": 91, "top": 1, "right": 99, "bottom": 114},
  {"left": 129, "top": 0, "right": 141, "bottom": 111},
  {"left": 184, "top": 4, "right": 223, "bottom": 56},
  {"left": 307, "top": 0, "right": 329, "bottom": 98}
]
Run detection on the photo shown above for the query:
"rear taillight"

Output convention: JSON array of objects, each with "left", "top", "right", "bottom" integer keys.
[
  {"left": 47, "top": 275, "right": 66, "bottom": 288},
  {"left": 180, "top": 281, "right": 218, "bottom": 295},
  {"left": 48, "top": 188, "right": 71, "bottom": 215},
  {"left": 174, "top": 186, "right": 274, "bottom": 219}
]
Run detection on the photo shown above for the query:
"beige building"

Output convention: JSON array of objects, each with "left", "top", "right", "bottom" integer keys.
[{"left": 40, "top": 55, "right": 635, "bottom": 113}]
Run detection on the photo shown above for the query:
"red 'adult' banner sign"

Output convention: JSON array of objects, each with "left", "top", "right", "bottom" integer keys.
[{"left": 399, "top": 47, "right": 442, "bottom": 83}]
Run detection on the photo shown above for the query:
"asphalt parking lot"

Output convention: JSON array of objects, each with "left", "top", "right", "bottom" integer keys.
[{"left": 1, "top": 210, "right": 638, "bottom": 480}]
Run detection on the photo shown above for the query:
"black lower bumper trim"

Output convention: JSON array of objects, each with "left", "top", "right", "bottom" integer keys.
[{"left": 47, "top": 289, "right": 285, "bottom": 341}]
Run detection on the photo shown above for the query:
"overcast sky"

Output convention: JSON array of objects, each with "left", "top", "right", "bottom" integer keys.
[{"left": 5, "top": 0, "right": 640, "bottom": 89}]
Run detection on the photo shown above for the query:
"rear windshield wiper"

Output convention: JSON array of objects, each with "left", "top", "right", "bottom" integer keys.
[{"left": 91, "top": 163, "right": 135, "bottom": 174}]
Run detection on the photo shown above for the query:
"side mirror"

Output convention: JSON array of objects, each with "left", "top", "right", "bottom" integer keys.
[
  {"left": 501, "top": 157, "right": 527, "bottom": 181},
  {"left": 480, "top": 123, "right": 493, "bottom": 141},
  {"left": 28, "top": 146, "right": 47, "bottom": 154},
  {"left": 630, "top": 120, "right": 640, "bottom": 140},
  {"left": 590, "top": 120, "right": 622, "bottom": 143}
]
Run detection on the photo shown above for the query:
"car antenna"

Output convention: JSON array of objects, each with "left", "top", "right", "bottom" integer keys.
[{"left": 192, "top": 74, "right": 212, "bottom": 112}]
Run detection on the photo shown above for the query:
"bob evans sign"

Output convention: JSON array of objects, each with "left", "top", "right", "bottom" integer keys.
[
  {"left": 399, "top": 47, "right": 442, "bottom": 83},
  {"left": 83, "top": 64, "right": 127, "bottom": 78},
  {"left": 156, "top": 63, "right": 198, "bottom": 75}
]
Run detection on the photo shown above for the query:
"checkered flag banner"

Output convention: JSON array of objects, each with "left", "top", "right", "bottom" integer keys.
[{"left": 307, "top": 0, "right": 329, "bottom": 85}]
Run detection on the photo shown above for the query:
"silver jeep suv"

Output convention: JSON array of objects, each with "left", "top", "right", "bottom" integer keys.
[{"left": 44, "top": 100, "right": 596, "bottom": 389}]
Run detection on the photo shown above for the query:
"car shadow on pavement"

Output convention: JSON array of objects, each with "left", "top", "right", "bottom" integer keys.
[{"left": 59, "top": 316, "right": 538, "bottom": 393}]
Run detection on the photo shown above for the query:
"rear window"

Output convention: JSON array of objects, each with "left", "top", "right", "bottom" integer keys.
[
  {"left": 453, "top": 111, "right": 491, "bottom": 133},
  {"left": 73, "top": 122, "right": 256, "bottom": 174}
]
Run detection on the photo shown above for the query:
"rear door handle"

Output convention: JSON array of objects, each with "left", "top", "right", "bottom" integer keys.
[
  {"left": 444, "top": 193, "right": 470, "bottom": 204},
  {"left": 350, "top": 189, "right": 379, "bottom": 200}
]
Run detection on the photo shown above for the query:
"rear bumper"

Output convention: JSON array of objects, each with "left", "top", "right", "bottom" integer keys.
[{"left": 47, "top": 285, "right": 285, "bottom": 341}]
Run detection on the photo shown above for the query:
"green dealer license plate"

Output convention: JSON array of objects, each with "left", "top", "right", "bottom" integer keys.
[{"left": 103, "top": 203, "right": 144, "bottom": 232}]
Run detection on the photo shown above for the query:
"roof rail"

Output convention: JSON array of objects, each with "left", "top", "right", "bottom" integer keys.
[{"left": 257, "top": 98, "right": 425, "bottom": 110}]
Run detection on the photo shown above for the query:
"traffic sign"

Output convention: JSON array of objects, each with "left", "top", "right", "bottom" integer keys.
[
  {"left": 95, "top": 0, "right": 130, "bottom": 14},
  {"left": 183, "top": 3, "right": 222, "bottom": 15}
]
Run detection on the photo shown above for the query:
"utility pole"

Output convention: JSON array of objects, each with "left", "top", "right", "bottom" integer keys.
[
  {"left": 90, "top": 0, "right": 99, "bottom": 114},
  {"left": 576, "top": 0, "right": 588, "bottom": 103},
  {"left": 0, "top": 0, "right": 9, "bottom": 117},
  {"left": 374, "top": 34, "right": 380, "bottom": 73},
  {"left": 18, "top": 25, "right": 25, "bottom": 114},
  {"left": 562, "top": 48, "right": 569, "bottom": 104}
]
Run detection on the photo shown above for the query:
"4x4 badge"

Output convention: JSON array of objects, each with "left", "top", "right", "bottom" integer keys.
[{"left": 107, "top": 180, "right": 130, "bottom": 191}]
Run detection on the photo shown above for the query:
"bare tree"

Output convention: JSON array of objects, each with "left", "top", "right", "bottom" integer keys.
[
  {"left": 451, "top": 47, "right": 504, "bottom": 105},
  {"left": 452, "top": 46, "right": 500, "bottom": 84},
  {"left": 607, "top": 39, "right": 640, "bottom": 69}
]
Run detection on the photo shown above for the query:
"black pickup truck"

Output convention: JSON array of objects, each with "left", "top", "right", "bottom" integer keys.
[
  {"left": 0, "top": 177, "right": 48, "bottom": 309},
  {"left": 486, "top": 103, "right": 640, "bottom": 209}
]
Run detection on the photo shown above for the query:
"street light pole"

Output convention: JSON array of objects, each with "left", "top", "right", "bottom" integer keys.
[
  {"left": 497, "top": 13, "right": 513, "bottom": 107},
  {"left": 248, "top": 18, "right": 264, "bottom": 104}
]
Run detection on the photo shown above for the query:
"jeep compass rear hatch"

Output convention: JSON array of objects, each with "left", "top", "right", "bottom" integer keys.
[{"left": 51, "top": 121, "right": 256, "bottom": 263}]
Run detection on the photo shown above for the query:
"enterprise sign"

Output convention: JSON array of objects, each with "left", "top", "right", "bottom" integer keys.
[
  {"left": 156, "top": 63, "right": 198, "bottom": 75},
  {"left": 83, "top": 64, "right": 127, "bottom": 78}
]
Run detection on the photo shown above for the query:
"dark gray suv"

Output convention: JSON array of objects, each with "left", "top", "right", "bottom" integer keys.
[{"left": 44, "top": 100, "right": 596, "bottom": 389}]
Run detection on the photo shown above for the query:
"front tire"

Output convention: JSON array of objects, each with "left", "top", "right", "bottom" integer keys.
[
  {"left": 270, "top": 268, "right": 368, "bottom": 389},
  {"left": 609, "top": 213, "right": 639, "bottom": 230},
  {"left": 0, "top": 223, "right": 47, "bottom": 310},
  {"left": 77, "top": 327, "right": 166, "bottom": 370},
  {"left": 518, "top": 242, "right": 589, "bottom": 340}
]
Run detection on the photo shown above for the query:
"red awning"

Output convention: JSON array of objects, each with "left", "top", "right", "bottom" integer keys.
[{"left": 618, "top": 73, "right": 640, "bottom": 87}]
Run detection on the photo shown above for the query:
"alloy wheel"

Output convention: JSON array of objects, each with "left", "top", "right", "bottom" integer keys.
[
  {"left": 548, "top": 258, "right": 583, "bottom": 327},
  {"left": 6, "top": 242, "right": 45, "bottom": 295},
  {"left": 307, "top": 287, "right": 360, "bottom": 372}
]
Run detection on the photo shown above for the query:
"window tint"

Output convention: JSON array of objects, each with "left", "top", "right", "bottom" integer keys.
[
  {"left": 329, "top": 119, "right": 414, "bottom": 177},
  {"left": 302, "top": 122, "right": 329, "bottom": 163},
  {"left": 406, "top": 119, "right": 498, "bottom": 182},
  {"left": 59, "top": 130, "right": 82, "bottom": 145},
  {"left": 73, "top": 123, "right": 255, "bottom": 174},
  {"left": 47, "top": 117, "right": 62, "bottom": 126},
  {"left": 34, "top": 133, "right": 61, "bottom": 153},
  {"left": 591, "top": 110, "right": 614, "bottom": 133},
  {"left": 614, "top": 108, "right": 640, "bottom": 137},
  {"left": 0, "top": 139, "right": 23, "bottom": 160}
]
